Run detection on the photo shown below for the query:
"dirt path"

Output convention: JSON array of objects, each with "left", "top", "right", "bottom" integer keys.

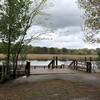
[
  {"left": 0, "top": 75, "right": 100, "bottom": 100},
  {"left": 0, "top": 71, "right": 100, "bottom": 100},
  {"left": 12, "top": 72, "right": 100, "bottom": 86}
]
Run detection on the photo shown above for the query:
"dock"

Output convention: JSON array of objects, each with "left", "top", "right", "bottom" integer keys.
[
  {"left": 0, "top": 56, "right": 100, "bottom": 82},
  {"left": 30, "top": 66, "right": 76, "bottom": 75}
]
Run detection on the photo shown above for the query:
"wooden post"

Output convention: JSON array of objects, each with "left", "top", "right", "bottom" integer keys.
[
  {"left": 28, "top": 62, "right": 30, "bottom": 75},
  {"left": 53, "top": 56, "right": 55, "bottom": 67},
  {"left": 75, "top": 60, "right": 78, "bottom": 70},
  {"left": 53, "top": 56, "right": 55, "bottom": 66},
  {"left": 48, "top": 64, "right": 50, "bottom": 69},
  {"left": 86, "top": 62, "right": 91, "bottom": 73},
  {"left": 25, "top": 61, "right": 30, "bottom": 76},
  {"left": 56, "top": 56, "right": 58, "bottom": 68},
  {"left": 90, "top": 57, "right": 92, "bottom": 62},
  {"left": 34, "top": 66, "right": 36, "bottom": 69},
  {"left": 73, "top": 60, "right": 75, "bottom": 69},
  {"left": 85, "top": 57, "right": 87, "bottom": 62},
  {"left": 52, "top": 60, "right": 53, "bottom": 69},
  {"left": 48, "top": 60, "right": 53, "bottom": 69}
]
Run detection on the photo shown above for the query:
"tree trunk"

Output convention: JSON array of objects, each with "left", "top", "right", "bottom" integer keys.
[
  {"left": 13, "top": 43, "right": 23, "bottom": 79},
  {"left": 7, "top": 34, "right": 11, "bottom": 77}
]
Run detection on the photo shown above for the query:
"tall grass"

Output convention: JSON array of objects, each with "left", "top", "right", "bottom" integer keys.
[{"left": 0, "top": 54, "right": 98, "bottom": 61}]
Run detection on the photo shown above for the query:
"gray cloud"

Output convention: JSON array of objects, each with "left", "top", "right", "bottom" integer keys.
[
  {"left": 34, "top": 0, "right": 83, "bottom": 30},
  {"left": 54, "top": 26, "right": 82, "bottom": 36},
  {"left": 29, "top": 0, "right": 99, "bottom": 49}
]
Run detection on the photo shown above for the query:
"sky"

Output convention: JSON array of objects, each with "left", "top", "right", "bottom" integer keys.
[{"left": 27, "top": 0, "right": 100, "bottom": 49}]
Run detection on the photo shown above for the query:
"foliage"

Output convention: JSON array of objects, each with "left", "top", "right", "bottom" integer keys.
[
  {"left": 78, "top": 0, "right": 100, "bottom": 42},
  {"left": 0, "top": 42, "right": 97, "bottom": 55},
  {"left": 0, "top": 0, "right": 47, "bottom": 78},
  {"left": 9, "top": 44, "right": 96, "bottom": 55}
]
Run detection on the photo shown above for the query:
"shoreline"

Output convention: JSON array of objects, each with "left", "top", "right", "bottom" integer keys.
[{"left": 0, "top": 54, "right": 98, "bottom": 61}]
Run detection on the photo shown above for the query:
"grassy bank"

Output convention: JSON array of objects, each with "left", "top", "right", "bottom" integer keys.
[
  {"left": 27, "top": 54, "right": 98, "bottom": 61},
  {"left": 0, "top": 54, "right": 98, "bottom": 61}
]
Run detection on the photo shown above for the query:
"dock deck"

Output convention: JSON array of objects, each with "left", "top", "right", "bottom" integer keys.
[{"left": 30, "top": 66, "right": 77, "bottom": 75}]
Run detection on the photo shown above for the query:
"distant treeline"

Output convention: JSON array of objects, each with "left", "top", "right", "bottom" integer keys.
[
  {"left": 25, "top": 45, "right": 97, "bottom": 55},
  {"left": 0, "top": 42, "right": 99, "bottom": 55}
]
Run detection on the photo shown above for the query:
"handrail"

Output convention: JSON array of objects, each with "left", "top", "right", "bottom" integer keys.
[
  {"left": 68, "top": 60, "right": 75, "bottom": 68},
  {"left": 68, "top": 60, "right": 92, "bottom": 73},
  {"left": 48, "top": 60, "right": 55, "bottom": 69}
]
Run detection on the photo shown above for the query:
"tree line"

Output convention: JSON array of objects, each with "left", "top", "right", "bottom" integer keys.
[
  {"left": 25, "top": 45, "right": 98, "bottom": 55},
  {"left": 0, "top": 42, "right": 97, "bottom": 55}
]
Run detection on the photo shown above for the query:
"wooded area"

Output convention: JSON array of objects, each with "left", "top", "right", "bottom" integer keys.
[{"left": 0, "top": 42, "right": 99, "bottom": 55}]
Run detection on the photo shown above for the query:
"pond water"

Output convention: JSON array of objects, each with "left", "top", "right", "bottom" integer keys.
[
  {"left": 31, "top": 60, "right": 100, "bottom": 70},
  {"left": 0, "top": 60, "right": 72, "bottom": 66},
  {"left": 30, "top": 60, "right": 72, "bottom": 66},
  {"left": 0, "top": 60, "right": 100, "bottom": 69}
]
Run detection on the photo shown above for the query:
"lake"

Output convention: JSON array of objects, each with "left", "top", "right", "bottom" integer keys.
[
  {"left": 30, "top": 60, "right": 72, "bottom": 66},
  {"left": 0, "top": 60, "right": 71, "bottom": 66},
  {"left": 0, "top": 60, "right": 100, "bottom": 69},
  {"left": 30, "top": 60, "right": 100, "bottom": 69}
]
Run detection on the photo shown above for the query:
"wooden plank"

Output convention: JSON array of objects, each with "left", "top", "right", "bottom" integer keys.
[{"left": 77, "top": 66, "right": 86, "bottom": 69}]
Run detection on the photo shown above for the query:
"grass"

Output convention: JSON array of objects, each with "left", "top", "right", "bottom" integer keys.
[
  {"left": 24, "top": 54, "right": 98, "bottom": 61},
  {"left": 32, "top": 91, "right": 45, "bottom": 96},
  {"left": 0, "top": 53, "right": 98, "bottom": 61}
]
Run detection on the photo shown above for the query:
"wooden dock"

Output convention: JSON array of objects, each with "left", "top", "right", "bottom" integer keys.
[
  {"left": 68, "top": 60, "right": 92, "bottom": 72},
  {"left": 1, "top": 56, "right": 100, "bottom": 83},
  {"left": 30, "top": 66, "right": 76, "bottom": 75}
]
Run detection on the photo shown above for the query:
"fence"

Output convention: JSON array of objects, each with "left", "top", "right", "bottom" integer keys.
[
  {"left": 68, "top": 60, "right": 92, "bottom": 73},
  {"left": 0, "top": 65, "right": 8, "bottom": 82}
]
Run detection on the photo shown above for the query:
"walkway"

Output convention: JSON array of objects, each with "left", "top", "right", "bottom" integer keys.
[
  {"left": 11, "top": 68, "right": 100, "bottom": 87},
  {"left": 30, "top": 67, "right": 76, "bottom": 75}
]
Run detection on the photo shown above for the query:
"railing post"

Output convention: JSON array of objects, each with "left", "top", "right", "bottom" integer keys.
[
  {"left": 86, "top": 62, "right": 92, "bottom": 73},
  {"left": 25, "top": 61, "right": 30, "bottom": 76},
  {"left": 53, "top": 56, "right": 55, "bottom": 66},
  {"left": 55, "top": 56, "right": 58, "bottom": 68},
  {"left": 75, "top": 60, "right": 78, "bottom": 70},
  {"left": 73, "top": 60, "right": 75, "bottom": 69},
  {"left": 90, "top": 57, "right": 92, "bottom": 62},
  {"left": 48, "top": 59, "right": 55, "bottom": 69},
  {"left": 85, "top": 57, "right": 87, "bottom": 62},
  {"left": 52, "top": 60, "right": 54, "bottom": 69}
]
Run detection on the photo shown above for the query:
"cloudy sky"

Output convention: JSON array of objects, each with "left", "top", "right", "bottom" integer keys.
[{"left": 27, "top": 0, "right": 100, "bottom": 49}]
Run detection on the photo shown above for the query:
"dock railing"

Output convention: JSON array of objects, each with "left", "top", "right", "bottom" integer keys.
[
  {"left": 68, "top": 60, "right": 92, "bottom": 73},
  {"left": 48, "top": 59, "right": 55, "bottom": 69}
]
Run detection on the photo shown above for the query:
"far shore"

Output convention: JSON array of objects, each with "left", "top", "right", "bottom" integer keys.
[{"left": 0, "top": 54, "right": 98, "bottom": 61}]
